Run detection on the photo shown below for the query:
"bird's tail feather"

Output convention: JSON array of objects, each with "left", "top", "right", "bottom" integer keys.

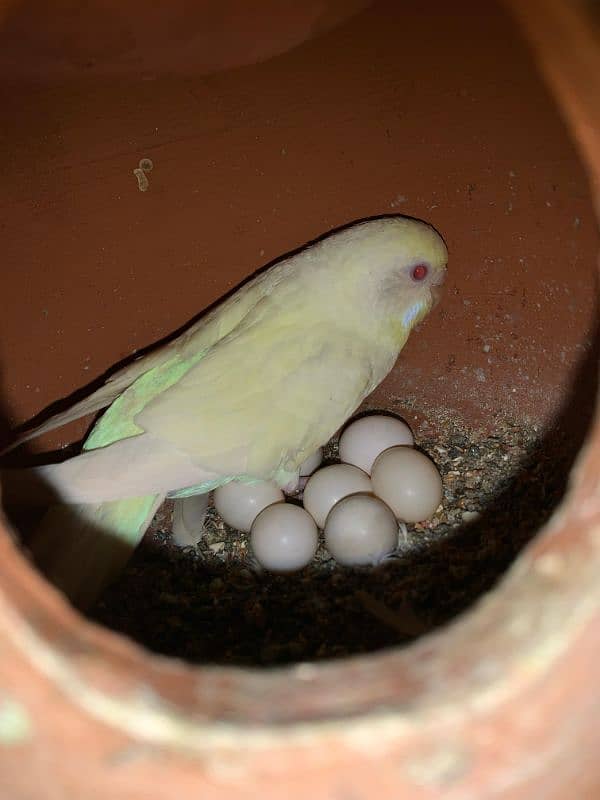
[
  {"left": 0, "top": 382, "right": 128, "bottom": 456},
  {"left": 28, "top": 494, "right": 163, "bottom": 610},
  {"left": 0, "top": 348, "right": 168, "bottom": 456}
]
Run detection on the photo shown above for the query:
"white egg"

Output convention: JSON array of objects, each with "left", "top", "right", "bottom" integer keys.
[
  {"left": 171, "top": 493, "right": 209, "bottom": 546},
  {"left": 303, "top": 463, "right": 372, "bottom": 528},
  {"left": 299, "top": 448, "right": 323, "bottom": 477},
  {"left": 324, "top": 493, "right": 398, "bottom": 566},
  {"left": 251, "top": 503, "right": 318, "bottom": 572},
  {"left": 214, "top": 481, "right": 284, "bottom": 532},
  {"left": 371, "top": 446, "right": 443, "bottom": 523},
  {"left": 339, "top": 414, "right": 414, "bottom": 474}
]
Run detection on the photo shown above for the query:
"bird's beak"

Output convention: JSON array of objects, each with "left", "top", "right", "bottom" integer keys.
[{"left": 430, "top": 269, "right": 446, "bottom": 308}]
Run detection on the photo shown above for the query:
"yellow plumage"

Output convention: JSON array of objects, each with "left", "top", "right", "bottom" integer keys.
[{"left": 1, "top": 216, "right": 447, "bottom": 607}]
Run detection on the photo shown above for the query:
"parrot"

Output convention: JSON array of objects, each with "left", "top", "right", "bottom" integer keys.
[{"left": 0, "top": 216, "right": 447, "bottom": 609}]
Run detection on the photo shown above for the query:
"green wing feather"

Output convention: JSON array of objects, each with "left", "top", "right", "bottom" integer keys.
[
  {"left": 84, "top": 268, "right": 276, "bottom": 450},
  {"left": 137, "top": 302, "right": 380, "bottom": 485}
]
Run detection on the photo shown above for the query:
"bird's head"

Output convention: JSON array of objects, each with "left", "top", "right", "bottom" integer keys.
[{"left": 322, "top": 216, "right": 448, "bottom": 340}]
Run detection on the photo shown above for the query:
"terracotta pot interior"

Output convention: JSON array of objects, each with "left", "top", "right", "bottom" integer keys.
[{"left": 0, "top": 0, "right": 598, "bottom": 675}]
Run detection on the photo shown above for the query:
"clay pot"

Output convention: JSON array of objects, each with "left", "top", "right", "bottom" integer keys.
[{"left": 0, "top": 1, "right": 599, "bottom": 797}]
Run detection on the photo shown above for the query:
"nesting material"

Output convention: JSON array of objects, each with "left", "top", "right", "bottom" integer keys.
[{"left": 93, "top": 409, "right": 569, "bottom": 666}]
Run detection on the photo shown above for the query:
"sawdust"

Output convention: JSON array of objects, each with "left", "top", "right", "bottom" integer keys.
[{"left": 92, "top": 405, "right": 572, "bottom": 667}]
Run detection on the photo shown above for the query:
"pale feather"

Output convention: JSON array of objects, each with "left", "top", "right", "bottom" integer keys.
[
  {"left": 2, "top": 433, "right": 220, "bottom": 506},
  {"left": 137, "top": 323, "right": 386, "bottom": 482},
  {"left": 1, "top": 257, "right": 281, "bottom": 455}
]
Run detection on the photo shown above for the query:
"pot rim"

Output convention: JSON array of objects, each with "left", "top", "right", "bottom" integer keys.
[{"left": 0, "top": 396, "right": 598, "bottom": 754}]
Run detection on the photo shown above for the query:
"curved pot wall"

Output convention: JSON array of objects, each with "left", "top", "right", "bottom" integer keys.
[{"left": 0, "top": 1, "right": 598, "bottom": 798}]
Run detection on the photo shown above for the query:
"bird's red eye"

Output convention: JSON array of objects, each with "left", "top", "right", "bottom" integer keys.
[{"left": 411, "top": 263, "right": 429, "bottom": 281}]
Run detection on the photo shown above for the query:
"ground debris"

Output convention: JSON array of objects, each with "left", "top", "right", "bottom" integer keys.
[{"left": 92, "top": 408, "right": 571, "bottom": 667}]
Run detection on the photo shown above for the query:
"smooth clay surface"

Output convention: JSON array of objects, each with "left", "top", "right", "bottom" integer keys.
[{"left": 0, "top": 0, "right": 598, "bottom": 455}]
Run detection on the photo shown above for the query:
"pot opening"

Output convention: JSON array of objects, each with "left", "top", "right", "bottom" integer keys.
[{"left": 0, "top": 0, "right": 598, "bottom": 671}]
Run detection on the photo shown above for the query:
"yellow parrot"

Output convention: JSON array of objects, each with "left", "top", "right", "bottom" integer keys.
[{"left": 1, "top": 216, "right": 447, "bottom": 607}]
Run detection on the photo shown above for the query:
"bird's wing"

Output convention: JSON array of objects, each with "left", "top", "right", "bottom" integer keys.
[
  {"left": 136, "top": 295, "right": 378, "bottom": 482},
  {"left": 3, "top": 267, "right": 273, "bottom": 454},
  {"left": 0, "top": 357, "right": 156, "bottom": 455}
]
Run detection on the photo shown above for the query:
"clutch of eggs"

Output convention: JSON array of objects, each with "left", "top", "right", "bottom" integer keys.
[{"left": 181, "top": 413, "right": 443, "bottom": 572}]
